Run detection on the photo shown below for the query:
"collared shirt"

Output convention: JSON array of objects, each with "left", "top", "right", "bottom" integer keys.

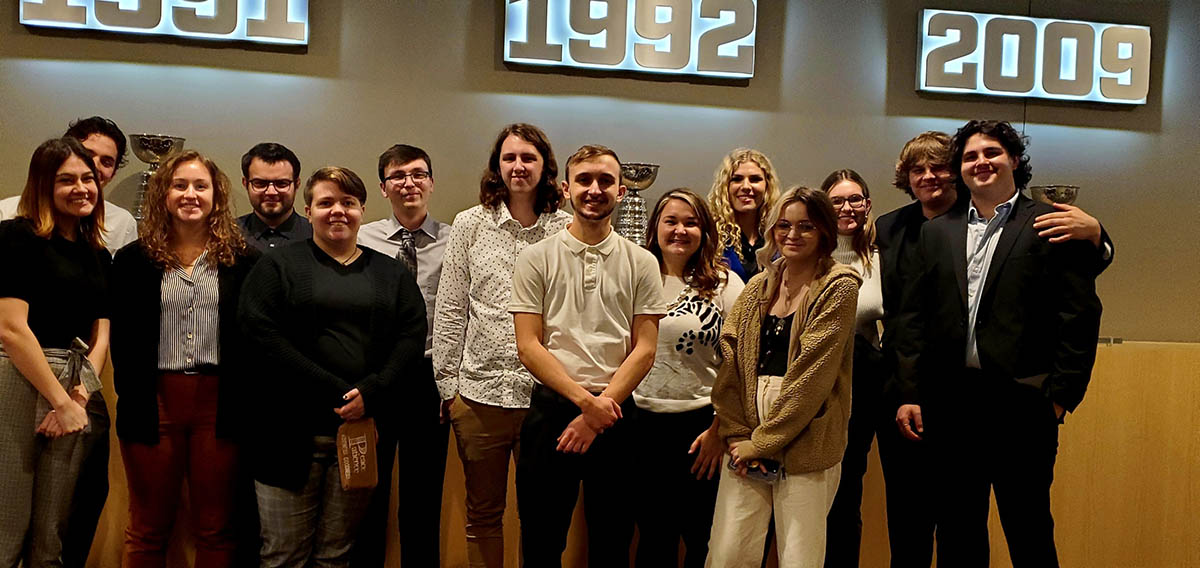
[
  {"left": 0, "top": 196, "right": 138, "bottom": 255},
  {"left": 510, "top": 227, "right": 667, "bottom": 392},
  {"left": 358, "top": 213, "right": 451, "bottom": 357},
  {"left": 237, "top": 212, "right": 312, "bottom": 253},
  {"left": 965, "top": 191, "right": 1020, "bottom": 368},
  {"left": 432, "top": 205, "right": 570, "bottom": 406},
  {"left": 158, "top": 251, "right": 220, "bottom": 370}
]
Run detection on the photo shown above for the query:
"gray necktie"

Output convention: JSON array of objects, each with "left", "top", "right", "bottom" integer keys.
[{"left": 397, "top": 228, "right": 417, "bottom": 275}]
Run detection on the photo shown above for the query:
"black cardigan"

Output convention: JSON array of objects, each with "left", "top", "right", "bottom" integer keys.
[
  {"left": 238, "top": 240, "right": 427, "bottom": 491},
  {"left": 110, "top": 242, "right": 259, "bottom": 444}
]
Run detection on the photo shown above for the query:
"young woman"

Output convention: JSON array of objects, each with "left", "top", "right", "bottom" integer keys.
[
  {"left": 0, "top": 138, "right": 110, "bottom": 567},
  {"left": 632, "top": 189, "right": 744, "bottom": 568},
  {"left": 817, "top": 169, "right": 885, "bottom": 566},
  {"left": 707, "top": 186, "right": 860, "bottom": 567},
  {"left": 432, "top": 123, "right": 571, "bottom": 567},
  {"left": 239, "top": 167, "right": 427, "bottom": 568},
  {"left": 706, "top": 148, "right": 783, "bottom": 282},
  {"left": 111, "top": 150, "right": 258, "bottom": 568}
]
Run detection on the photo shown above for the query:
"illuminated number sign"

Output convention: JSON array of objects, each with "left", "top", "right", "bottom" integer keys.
[
  {"left": 918, "top": 9, "right": 1150, "bottom": 105},
  {"left": 504, "top": 0, "right": 756, "bottom": 79},
  {"left": 19, "top": 0, "right": 308, "bottom": 46}
]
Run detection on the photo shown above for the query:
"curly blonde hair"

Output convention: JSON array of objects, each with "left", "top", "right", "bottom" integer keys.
[
  {"left": 138, "top": 150, "right": 249, "bottom": 268},
  {"left": 706, "top": 148, "right": 782, "bottom": 259}
]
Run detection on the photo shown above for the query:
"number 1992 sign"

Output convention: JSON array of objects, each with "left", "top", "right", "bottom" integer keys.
[
  {"left": 918, "top": 9, "right": 1151, "bottom": 105},
  {"left": 504, "top": 0, "right": 756, "bottom": 79}
]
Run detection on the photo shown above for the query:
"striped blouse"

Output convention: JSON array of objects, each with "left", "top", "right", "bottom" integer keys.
[{"left": 158, "top": 251, "right": 220, "bottom": 370}]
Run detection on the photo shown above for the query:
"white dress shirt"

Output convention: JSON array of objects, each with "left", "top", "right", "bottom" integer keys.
[
  {"left": 357, "top": 213, "right": 451, "bottom": 357},
  {"left": 432, "top": 205, "right": 570, "bottom": 407}
]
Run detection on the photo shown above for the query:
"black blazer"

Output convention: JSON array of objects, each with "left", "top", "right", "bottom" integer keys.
[
  {"left": 891, "top": 195, "right": 1102, "bottom": 413},
  {"left": 110, "top": 242, "right": 259, "bottom": 444}
]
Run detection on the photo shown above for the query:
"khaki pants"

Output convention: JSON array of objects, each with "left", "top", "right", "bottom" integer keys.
[
  {"left": 706, "top": 376, "right": 842, "bottom": 568},
  {"left": 450, "top": 396, "right": 527, "bottom": 568}
]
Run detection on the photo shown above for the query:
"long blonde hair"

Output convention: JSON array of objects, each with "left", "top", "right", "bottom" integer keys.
[
  {"left": 138, "top": 150, "right": 249, "bottom": 268},
  {"left": 706, "top": 148, "right": 782, "bottom": 259}
]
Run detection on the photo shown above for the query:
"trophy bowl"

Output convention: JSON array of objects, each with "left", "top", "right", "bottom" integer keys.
[
  {"left": 620, "top": 162, "right": 660, "bottom": 191},
  {"left": 130, "top": 134, "right": 185, "bottom": 166},
  {"left": 1029, "top": 184, "right": 1079, "bottom": 206},
  {"left": 129, "top": 134, "right": 186, "bottom": 220},
  {"left": 615, "top": 162, "right": 660, "bottom": 246}
]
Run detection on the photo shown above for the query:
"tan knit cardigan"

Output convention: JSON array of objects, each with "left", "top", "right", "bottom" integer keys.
[{"left": 711, "top": 257, "right": 861, "bottom": 474}]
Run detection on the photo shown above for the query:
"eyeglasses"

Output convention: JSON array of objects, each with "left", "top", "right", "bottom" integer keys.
[
  {"left": 384, "top": 171, "right": 431, "bottom": 184},
  {"left": 830, "top": 195, "right": 867, "bottom": 209},
  {"left": 773, "top": 221, "right": 817, "bottom": 237},
  {"left": 248, "top": 178, "right": 295, "bottom": 192}
]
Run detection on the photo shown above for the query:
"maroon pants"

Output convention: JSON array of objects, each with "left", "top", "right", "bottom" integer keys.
[{"left": 121, "top": 373, "right": 237, "bottom": 568}]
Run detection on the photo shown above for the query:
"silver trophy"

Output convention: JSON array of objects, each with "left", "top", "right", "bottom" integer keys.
[
  {"left": 615, "top": 162, "right": 659, "bottom": 246},
  {"left": 1029, "top": 184, "right": 1079, "bottom": 206},
  {"left": 129, "top": 134, "right": 186, "bottom": 221}
]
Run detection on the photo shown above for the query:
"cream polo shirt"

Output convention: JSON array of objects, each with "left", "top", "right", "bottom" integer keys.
[{"left": 509, "top": 226, "right": 667, "bottom": 392}]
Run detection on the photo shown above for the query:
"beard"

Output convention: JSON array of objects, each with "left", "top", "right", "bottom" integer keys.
[{"left": 254, "top": 199, "right": 293, "bottom": 220}]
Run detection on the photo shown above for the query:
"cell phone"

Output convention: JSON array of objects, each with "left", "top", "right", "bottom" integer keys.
[{"left": 728, "top": 457, "right": 782, "bottom": 483}]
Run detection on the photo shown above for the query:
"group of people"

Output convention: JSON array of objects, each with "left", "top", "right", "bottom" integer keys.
[{"left": 0, "top": 114, "right": 1106, "bottom": 568}]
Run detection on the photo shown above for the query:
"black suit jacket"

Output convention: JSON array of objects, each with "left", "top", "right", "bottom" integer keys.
[
  {"left": 110, "top": 242, "right": 259, "bottom": 444},
  {"left": 891, "top": 195, "right": 1102, "bottom": 413}
]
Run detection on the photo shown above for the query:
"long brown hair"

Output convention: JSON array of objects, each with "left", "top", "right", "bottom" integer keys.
[
  {"left": 646, "top": 189, "right": 726, "bottom": 299},
  {"left": 17, "top": 137, "right": 106, "bottom": 250},
  {"left": 819, "top": 169, "right": 875, "bottom": 270},
  {"left": 757, "top": 185, "right": 838, "bottom": 269},
  {"left": 479, "top": 123, "right": 562, "bottom": 214},
  {"left": 138, "top": 150, "right": 248, "bottom": 268},
  {"left": 706, "top": 148, "right": 782, "bottom": 256}
]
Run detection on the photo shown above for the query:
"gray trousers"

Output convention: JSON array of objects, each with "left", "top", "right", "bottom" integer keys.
[
  {"left": 0, "top": 347, "right": 94, "bottom": 568},
  {"left": 255, "top": 437, "right": 374, "bottom": 568}
]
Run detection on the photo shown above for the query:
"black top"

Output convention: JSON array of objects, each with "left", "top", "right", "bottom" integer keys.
[
  {"left": 237, "top": 212, "right": 313, "bottom": 253},
  {"left": 310, "top": 250, "right": 374, "bottom": 434},
  {"left": 0, "top": 218, "right": 110, "bottom": 348},
  {"left": 757, "top": 312, "right": 794, "bottom": 376},
  {"left": 110, "top": 241, "right": 259, "bottom": 444},
  {"left": 738, "top": 233, "right": 764, "bottom": 279},
  {"left": 239, "top": 239, "right": 427, "bottom": 490}
]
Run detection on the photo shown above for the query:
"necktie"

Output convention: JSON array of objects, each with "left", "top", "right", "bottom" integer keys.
[{"left": 397, "top": 228, "right": 418, "bottom": 276}]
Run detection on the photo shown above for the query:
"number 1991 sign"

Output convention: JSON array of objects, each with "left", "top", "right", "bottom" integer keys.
[
  {"left": 918, "top": 9, "right": 1151, "bottom": 105},
  {"left": 504, "top": 0, "right": 756, "bottom": 79}
]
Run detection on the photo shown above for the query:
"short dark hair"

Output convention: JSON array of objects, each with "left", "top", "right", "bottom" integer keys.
[
  {"left": 65, "top": 116, "right": 127, "bottom": 170},
  {"left": 303, "top": 166, "right": 368, "bottom": 206},
  {"left": 377, "top": 144, "right": 432, "bottom": 181},
  {"left": 240, "top": 142, "right": 301, "bottom": 181},
  {"left": 950, "top": 120, "right": 1033, "bottom": 191},
  {"left": 479, "top": 123, "right": 562, "bottom": 214},
  {"left": 564, "top": 144, "right": 620, "bottom": 180}
]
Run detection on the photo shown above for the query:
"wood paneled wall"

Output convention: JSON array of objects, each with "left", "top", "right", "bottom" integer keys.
[{"left": 85, "top": 342, "right": 1200, "bottom": 567}]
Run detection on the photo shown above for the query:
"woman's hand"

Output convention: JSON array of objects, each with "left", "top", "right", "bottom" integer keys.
[
  {"left": 335, "top": 388, "right": 365, "bottom": 421},
  {"left": 70, "top": 384, "right": 89, "bottom": 407},
  {"left": 689, "top": 424, "right": 727, "bottom": 480},
  {"left": 51, "top": 399, "right": 88, "bottom": 435},
  {"left": 728, "top": 440, "right": 765, "bottom": 478}
]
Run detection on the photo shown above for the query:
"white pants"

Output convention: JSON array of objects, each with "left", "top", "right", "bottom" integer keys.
[{"left": 705, "top": 376, "right": 842, "bottom": 568}]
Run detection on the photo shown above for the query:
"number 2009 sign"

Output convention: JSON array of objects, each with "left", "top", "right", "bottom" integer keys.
[
  {"left": 918, "top": 10, "right": 1151, "bottom": 105},
  {"left": 504, "top": 0, "right": 756, "bottom": 79}
]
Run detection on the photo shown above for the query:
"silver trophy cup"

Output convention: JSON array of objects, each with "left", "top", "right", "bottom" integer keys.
[
  {"left": 129, "top": 134, "right": 186, "bottom": 221},
  {"left": 615, "top": 162, "right": 660, "bottom": 246},
  {"left": 1029, "top": 184, "right": 1079, "bottom": 206}
]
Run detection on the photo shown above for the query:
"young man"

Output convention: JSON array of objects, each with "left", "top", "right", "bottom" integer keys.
[
  {"left": 1, "top": 116, "right": 138, "bottom": 255},
  {"left": 891, "top": 120, "right": 1103, "bottom": 567},
  {"left": 509, "top": 144, "right": 666, "bottom": 567},
  {"left": 354, "top": 144, "right": 452, "bottom": 568},
  {"left": 237, "top": 142, "right": 311, "bottom": 252}
]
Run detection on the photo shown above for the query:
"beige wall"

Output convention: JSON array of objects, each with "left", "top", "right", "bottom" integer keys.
[{"left": 2, "top": 0, "right": 1198, "bottom": 341}]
